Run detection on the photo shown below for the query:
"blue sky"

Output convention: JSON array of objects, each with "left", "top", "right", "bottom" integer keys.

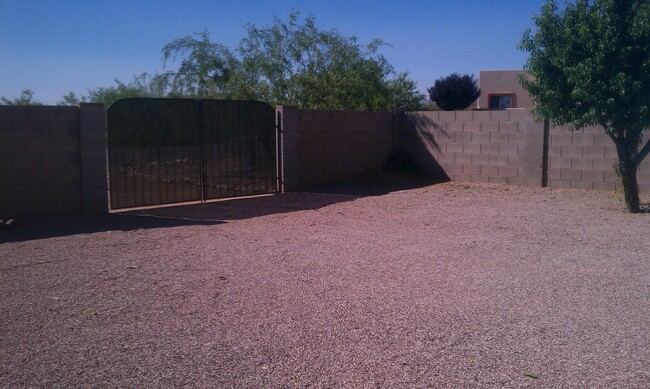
[{"left": 0, "top": 0, "right": 545, "bottom": 104}]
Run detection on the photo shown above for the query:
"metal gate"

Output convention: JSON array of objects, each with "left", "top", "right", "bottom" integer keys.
[{"left": 107, "top": 98, "right": 278, "bottom": 210}]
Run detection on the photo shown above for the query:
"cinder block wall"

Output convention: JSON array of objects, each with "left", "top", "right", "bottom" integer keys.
[
  {"left": 401, "top": 108, "right": 649, "bottom": 193},
  {"left": 0, "top": 104, "right": 107, "bottom": 219},
  {"left": 401, "top": 109, "right": 544, "bottom": 186},
  {"left": 277, "top": 106, "right": 394, "bottom": 190},
  {"left": 549, "top": 125, "right": 649, "bottom": 192}
]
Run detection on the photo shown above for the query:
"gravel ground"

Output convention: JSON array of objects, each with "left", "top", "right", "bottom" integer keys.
[{"left": 1, "top": 176, "right": 649, "bottom": 388}]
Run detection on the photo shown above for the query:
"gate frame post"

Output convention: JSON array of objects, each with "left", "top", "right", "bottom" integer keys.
[
  {"left": 197, "top": 99, "right": 207, "bottom": 201},
  {"left": 276, "top": 109, "right": 284, "bottom": 193}
]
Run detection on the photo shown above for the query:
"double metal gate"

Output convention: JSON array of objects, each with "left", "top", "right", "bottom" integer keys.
[{"left": 107, "top": 98, "right": 278, "bottom": 210}]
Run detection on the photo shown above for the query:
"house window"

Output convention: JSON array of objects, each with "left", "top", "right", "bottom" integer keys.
[{"left": 488, "top": 93, "right": 515, "bottom": 109}]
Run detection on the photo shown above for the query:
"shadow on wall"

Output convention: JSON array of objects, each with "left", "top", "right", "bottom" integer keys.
[
  {"left": 0, "top": 192, "right": 360, "bottom": 243},
  {"left": 399, "top": 112, "right": 451, "bottom": 181}
]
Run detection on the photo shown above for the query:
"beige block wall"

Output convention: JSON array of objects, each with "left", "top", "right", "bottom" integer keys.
[
  {"left": 0, "top": 104, "right": 107, "bottom": 219},
  {"left": 278, "top": 106, "right": 394, "bottom": 190},
  {"left": 402, "top": 108, "right": 650, "bottom": 193},
  {"left": 548, "top": 125, "right": 650, "bottom": 193},
  {"left": 402, "top": 109, "right": 544, "bottom": 186}
]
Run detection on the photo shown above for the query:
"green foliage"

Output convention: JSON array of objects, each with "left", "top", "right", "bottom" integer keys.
[
  {"left": 233, "top": 13, "right": 424, "bottom": 110},
  {"left": 427, "top": 73, "right": 480, "bottom": 111},
  {"left": 0, "top": 89, "right": 42, "bottom": 105},
  {"left": 159, "top": 29, "right": 238, "bottom": 97},
  {"left": 387, "top": 73, "right": 425, "bottom": 111},
  {"left": 519, "top": 0, "right": 650, "bottom": 134},
  {"left": 418, "top": 100, "right": 441, "bottom": 111},
  {"left": 147, "top": 13, "right": 423, "bottom": 110},
  {"left": 85, "top": 73, "right": 165, "bottom": 107},
  {"left": 9, "top": 13, "right": 423, "bottom": 111},
  {"left": 57, "top": 91, "right": 82, "bottom": 106},
  {"left": 519, "top": 0, "right": 650, "bottom": 213}
]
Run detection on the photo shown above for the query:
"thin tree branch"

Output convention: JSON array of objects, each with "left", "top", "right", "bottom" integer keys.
[
  {"left": 634, "top": 136, "right": 650, "bottom": 167},
  {"left": 605, "top": 129, "right": 619, "bottom": 147}
]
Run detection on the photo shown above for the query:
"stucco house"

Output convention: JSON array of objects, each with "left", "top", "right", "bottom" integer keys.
[{"left": 478, "top": 70, "right": 533, "bottom": 109}]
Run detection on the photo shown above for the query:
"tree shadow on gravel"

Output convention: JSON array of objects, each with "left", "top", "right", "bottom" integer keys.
[{"left": 0, "top": 192, "right": 360, "bottom": 243}]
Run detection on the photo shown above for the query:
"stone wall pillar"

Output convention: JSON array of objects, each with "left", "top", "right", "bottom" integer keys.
[{"left": 79, "top": 103, "right": 108, "bottom": 214}]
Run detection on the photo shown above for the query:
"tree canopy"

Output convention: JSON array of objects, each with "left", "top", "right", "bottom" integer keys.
[
  {"left": 0, "top": 90, "right": 42, "bottom": 105},
  {"left": 519, "top": 0, "right": 650, "bottom": 212},
  {"left": 427, "top": 73, "right": 480, "bottom": 111},
  {"left": 84, "top": 73, "right": 166, "bottom": 107},
  {"left": 6, "top": 14, "right": 423, "bottom": 110},
  {"left": 82, "top": 13, "right": 423, "bottom": 110},
  {"left": 157, "top": 14, "right": 422, "bottom": 110}
]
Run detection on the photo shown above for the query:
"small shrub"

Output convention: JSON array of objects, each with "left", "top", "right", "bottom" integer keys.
[{"left": 384, "top": 151, "right": 422, "bottom": 175}]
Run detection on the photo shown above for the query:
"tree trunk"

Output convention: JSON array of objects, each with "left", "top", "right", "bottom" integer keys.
[
  {"left": 610, "top": 131, "right": 643, "bottom": 213},
  {"left": 617, "top": 157, "right": 640, "bottom": 213}
]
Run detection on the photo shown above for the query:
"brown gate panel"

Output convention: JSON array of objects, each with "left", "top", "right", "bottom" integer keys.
[
  {"left": 202, "top": 100, "right": 277, "bottom": 200},
  {"left": 107, "top": 98, "right": 276, "bottom": 210}
]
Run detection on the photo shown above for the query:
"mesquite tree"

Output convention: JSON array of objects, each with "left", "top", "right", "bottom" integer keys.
[
  {"left": 519, "top": 0, "right": 649, "bottom": 213},
  {"left": 71, "top": 13, "right": 423, "bottom": 110},
  {"left": 157, "top": 13, "right": 424, "bottom": 110}
]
